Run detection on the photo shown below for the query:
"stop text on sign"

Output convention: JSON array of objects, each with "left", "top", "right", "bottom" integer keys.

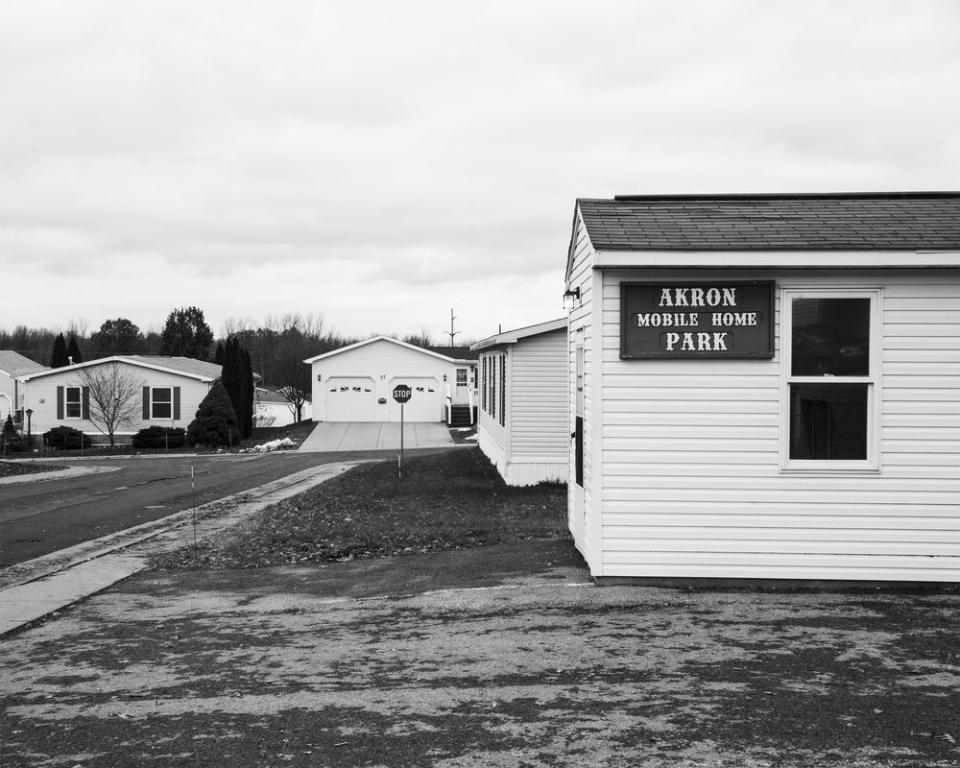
[{"left": 620, "top": 282, "right": 774, "bottom": 359}]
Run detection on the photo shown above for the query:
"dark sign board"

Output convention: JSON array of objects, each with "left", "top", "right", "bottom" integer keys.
[
  {"left": 621, "top": 281, "right": 774, "bottom": 359},
  {"left": 392, "top": 384, "right": 412, "bottom": 403}
]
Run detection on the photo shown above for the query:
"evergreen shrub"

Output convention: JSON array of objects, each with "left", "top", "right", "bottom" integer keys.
[
  {"left": 132, "top": 426, "right": 186, "bottom": 449},
  {"left": 43, "top": 425, "right": 93, "bottom": 450},
  {"left": 187, "top": 382, "right": 240, "bottom": 448}
]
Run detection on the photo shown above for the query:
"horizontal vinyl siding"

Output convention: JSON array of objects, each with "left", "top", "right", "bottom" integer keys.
[
  {"left": 312, "top": 340, "right": 456, "bottom": 422},
  {"left": 23, "top": 365, "right": 211, "bottom": 439},
  {"left": 598, "top": 269, "right": 960, "bottom": 582},
  {"left": 566, "top": 212, "right": 595, "bottom": 565},
  {"left": 510, "top": 329, "right": 568, "bottom": 460}
]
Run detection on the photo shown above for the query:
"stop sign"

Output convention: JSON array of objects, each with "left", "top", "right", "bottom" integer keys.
[{"left": 392, "top": 384, "right": 412, "bottom": 404}]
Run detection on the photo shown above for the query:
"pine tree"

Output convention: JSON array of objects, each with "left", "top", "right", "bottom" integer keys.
[
  {"left": 214, "top": 342, "right": 224, "bottom": 365},
  {"left": 67, "top": 335, "right": 83, "bottom": 365},
  {"left": 186, "top": 382, "right": 240, "bottom": 448},
  {"left": 50, "top": 334, "right": 69, "bottom": 368},
  {"left": 220, "top": 338, "right": 254, "bottom": 439}
]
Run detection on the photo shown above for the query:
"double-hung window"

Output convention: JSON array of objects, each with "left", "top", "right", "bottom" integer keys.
[
  {"left": 151, "top": 387, "right": 172, "bottom": 419},
  {"left": 65, "top": 387, "right": 82, "bottom": 419},
  {"left": 783, "top": 289, "right": 879, "bottom": 470}
]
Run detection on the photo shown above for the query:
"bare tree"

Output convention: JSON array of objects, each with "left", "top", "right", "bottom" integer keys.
[{"left": 79, "top": 363, "right": 144, "bottom": 447}]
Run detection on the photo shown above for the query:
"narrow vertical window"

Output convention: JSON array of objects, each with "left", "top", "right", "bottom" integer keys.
[
  {"left": 499, "top": 355, "right": 506, "bottom": 427},
  {"left": 151, "top": 387, "right": 173, "bottom": 419},
  {"left": 784, "top": 292, "right": 878, "bottom": 468},
  {"left": 65, "top": 387, "right": 82, "bottom": 419}
]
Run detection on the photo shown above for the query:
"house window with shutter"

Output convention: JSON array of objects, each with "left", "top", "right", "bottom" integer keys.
[
  {"left": 151, "top": 388, "right": 172, "bottom": 419},
  {"left": 65, "top": 387, "right": 82, "bottom": 419}
]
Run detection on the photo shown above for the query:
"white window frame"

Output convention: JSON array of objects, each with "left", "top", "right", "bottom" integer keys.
[
  {"left": 65, "top": 386, "right": 82, "bottom": 419},
  {"left": 780, "top": 287, "right": 882, "bottom": 473},
  {"left": 455, "top": 368, "right": 468, "bottom": 387},
  {"left": 151, "top": 387, "right": 173, "bottom": 420}
]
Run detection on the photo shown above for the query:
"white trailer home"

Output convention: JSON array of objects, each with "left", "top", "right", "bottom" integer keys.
[
  {"left": 565, "top": 192, "right": 960, "bottom": 584},
  {"left": 472, "top": 318, "right": 568, "bottom": 486},
  {"left": 19, "top": 356, "right": 221, "bottom": 443}
]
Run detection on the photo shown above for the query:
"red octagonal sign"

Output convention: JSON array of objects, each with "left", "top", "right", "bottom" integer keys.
[{"left": 392, "top": 384, "right": 412, "bottom": 404}]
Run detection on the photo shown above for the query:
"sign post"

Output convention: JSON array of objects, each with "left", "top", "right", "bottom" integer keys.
[{"left": 392, "top": 384, "right": 413, "bottom": 477}]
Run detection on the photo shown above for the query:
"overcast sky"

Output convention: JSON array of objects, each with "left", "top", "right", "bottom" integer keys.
[{"left": 2, "top": 0, "right": 958, "bottom": 344}]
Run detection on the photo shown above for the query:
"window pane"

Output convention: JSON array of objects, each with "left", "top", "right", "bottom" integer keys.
[
  {"left": 152, "top": 388, "right": 172, "bottom": 419},
  {"left": 791, "top": 298, "right": 870, "bottom": 376},
  {"left": 66, "top": 387, "right": 81, "bottom": 418},
  {"left": 789, "top": 383, "right": 868, "bottom": 460}
]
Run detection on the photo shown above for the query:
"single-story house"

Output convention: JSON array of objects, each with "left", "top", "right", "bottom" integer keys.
[
  {"left": 565, "top": 191, "right": 960, "bottom": 584},
  {"left": 0, "top": 351, "right": 47, "bottom": 424},
  {"left": 19, "top": 355, "right": 222, "bottom": 442},
  {"left": 305, "top": 337, "right": 478, "bottom": 424},
  {"left": 255, "top": 386, "right": 313, "bottom": 427},
  {"left": 472, "top": 318, "right": 568, "bottom": 486}
]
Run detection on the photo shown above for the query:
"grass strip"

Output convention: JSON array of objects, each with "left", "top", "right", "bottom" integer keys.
[{"left": 154, "top": 447, "right": 568, "bottom": 569}]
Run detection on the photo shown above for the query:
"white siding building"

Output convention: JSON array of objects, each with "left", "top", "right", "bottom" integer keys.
[
  {"left": 306, "top": 337, "right": 477, "bottom": 423},
  {"left": 473, "top": 319, "right": 568, "bottom": 486},
  {"left": 565, "top": 192, "right": 960, "bottom": 584},
  {"left": 19, "top": 356, "right": 221, "bottom": 443},
  {"left": 0, "top": 351, "right": 47, "bottom": 424}
]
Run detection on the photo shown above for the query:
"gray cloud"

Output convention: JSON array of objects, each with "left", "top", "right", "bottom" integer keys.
[{"left": 1, "top": 0, "right": 958, "bottom": 340}]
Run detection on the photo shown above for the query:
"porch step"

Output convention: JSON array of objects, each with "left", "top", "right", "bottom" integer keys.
[{"left": 449, "top": 405, "right": 475, "bottom": 427}]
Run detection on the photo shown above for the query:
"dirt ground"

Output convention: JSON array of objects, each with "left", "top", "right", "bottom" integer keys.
[{"left": 2, "top": 540, "right": 959, "bottom": 768}]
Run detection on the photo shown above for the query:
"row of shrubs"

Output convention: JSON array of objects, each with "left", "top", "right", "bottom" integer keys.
[{"left": 1, "top": 425, "right": 188, "bottom": 452}]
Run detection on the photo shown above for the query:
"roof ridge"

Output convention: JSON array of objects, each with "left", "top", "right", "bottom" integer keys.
[{"left": 606, "top": 191, "right": 960, "bottom": 202}]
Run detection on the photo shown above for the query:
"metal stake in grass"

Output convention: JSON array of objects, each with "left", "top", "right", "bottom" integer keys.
[{"left": 191, "top": 462, "right": 198, "bottom": 551}]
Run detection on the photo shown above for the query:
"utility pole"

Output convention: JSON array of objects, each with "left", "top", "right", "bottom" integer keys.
[{"left": 446, "top": 308, "right": 461, "bottom": 346}]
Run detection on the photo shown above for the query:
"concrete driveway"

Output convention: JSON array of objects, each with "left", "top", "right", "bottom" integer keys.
[{"left": 298, "top": 421, "right": 454, "bottom": 452}]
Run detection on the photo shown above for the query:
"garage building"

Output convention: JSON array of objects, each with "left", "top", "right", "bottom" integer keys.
[
  {"left": 306, "top": 336, "right": 477, "bottom": 423},
  {"left": 565, "top": 192, "right": 960, "bottom": 584}
]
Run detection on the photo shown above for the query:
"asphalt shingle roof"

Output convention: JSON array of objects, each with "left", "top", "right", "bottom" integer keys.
[
  {"left": 578, "top": 192, "right": 960, "bottom": 251},
  {"left": 0, "top": 351, "right": 47, "bottom": 377},
  {"left": 127, "top": 356, "right": 222, "bottom": 379},
  {"left": 427, "top": 346, "right": 480, "bottom": 361}
]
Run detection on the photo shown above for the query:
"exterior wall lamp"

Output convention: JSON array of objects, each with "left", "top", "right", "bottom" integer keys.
[{"left": 563, "top": 286, "right": 581, "bottom": 309}]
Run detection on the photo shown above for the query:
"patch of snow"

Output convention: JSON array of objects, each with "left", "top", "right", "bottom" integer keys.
[{"left": 240, "top": 437, "right": 298, "bottom": 454}]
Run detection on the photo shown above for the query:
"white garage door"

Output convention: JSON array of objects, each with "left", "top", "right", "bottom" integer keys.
[
  {"left": 325, "top": 377, "right": 376, "bottom": 421},
  {"left": 389, "top": 377, "right": 442, "bottom": 422}
]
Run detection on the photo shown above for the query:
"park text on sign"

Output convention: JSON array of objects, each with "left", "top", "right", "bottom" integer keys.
[{"left": 620, "top": 282, "right": 774, "bottom": 359}]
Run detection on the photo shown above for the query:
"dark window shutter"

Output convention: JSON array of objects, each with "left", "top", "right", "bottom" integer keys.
[
  {"left": 173, "top": 387, "right": 181, "bottom": 420},
  {"left": 82, "top": 387, "right": 90, "bottom": 420},
  {"left": 57, "top": 386, "right": 64, "bottom": 420},
  {"left": 143, "top": 386, "right": 150, "bottom": 420}
]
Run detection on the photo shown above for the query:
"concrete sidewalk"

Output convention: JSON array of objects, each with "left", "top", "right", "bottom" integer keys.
[
  {"left": 0, "top": 461, "right": 361, "bottom": 636},
  {"left": 298, "top": 421, "right": 454, "bottom": 451}
]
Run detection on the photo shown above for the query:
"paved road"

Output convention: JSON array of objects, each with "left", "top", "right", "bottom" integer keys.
[{"left": 0, "top": 452, "right": 354, "bottom": 567}]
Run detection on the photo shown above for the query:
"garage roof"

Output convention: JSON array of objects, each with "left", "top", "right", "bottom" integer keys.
[{"left": 304, "top": 336, "right": 474, "bottom": 365}]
